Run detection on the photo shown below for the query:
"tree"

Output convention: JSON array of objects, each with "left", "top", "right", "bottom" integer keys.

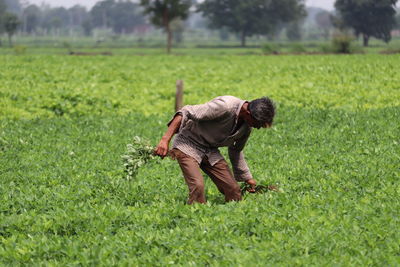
[
  {"left": 395, "top": 12, "right": 400, "bottom": 30},
  {"left": 170, "top": 18, "right": 185, "bottom": 43},
  {"left": 82, "top": 18, "right": 93, "bottom": 36},
  {"left": 90, "top": 0, "right": 144, "bottom": 34},
  {"left": 286, "top": 21, "right": 303, "bottom": 41},
  {"left": 68, "top": 5, "right": 89, "bottom": 29},
  {"left": 4, "top": 0, "right": 21, "bottom": 14},
  {"left": 0, "top": 0, "right": 6, "bottom": 33},
  {"left": 22, "top": 4, "right": 41, "bottom": 33},
  {"left": 335, "top": 0, "right": 398, "bottom": 46},
  {"left": 140, "top": 0, "right": 191, "bottom": 53},
  {"left": 90, "top": 0, "right": 114, "bottom": 28},
  {"left": 0, "top": 0, "right": 5, "bottom": 15},
  {"left": 198, "top": 0, "right": 306, "bottom": 47},
  {"left": 315, "top": 10, "right": 332, "bottom": 40},
  {"left": 4, "top": 12, "right": 20, "bottom": 46},
  {"left": 110, "top": 1, "right": 144, "bottom": 33},
  {"left": 41, "top": 7, "right": 69, "bottom": 35}
]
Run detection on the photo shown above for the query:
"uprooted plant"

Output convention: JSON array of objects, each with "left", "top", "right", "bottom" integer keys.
[
  {"left": 240, "top": 183, "right": 280, "bottom": 196},
  {"left": 122, "top": 136, "right": 158, "bottom": 180}
]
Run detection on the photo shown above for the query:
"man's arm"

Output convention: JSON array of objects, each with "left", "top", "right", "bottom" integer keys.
[
  {"left": 228, "top": 130, "right": 257, "bottom": 192},
  {"left": 154, "top": 114, "right": 182, "bottom": 158},
  {"left": 181, "top": 97, "right": 229, "bottom": 122},
  {"left": 228, "top": 149, "right": 257, "bottom": 192}
]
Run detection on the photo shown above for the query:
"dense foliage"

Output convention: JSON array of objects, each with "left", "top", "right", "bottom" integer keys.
[
  {"left": 140, "top": 0, "right": 192, "bottom": 53},
  {"left": 1, "top": 54, "right": 399, "bottom": 119},
  {"left": 198, "top": 0, "right": 306, "bottom": 46},
  {"left": 334, "top": 0, "right": 398, "bottom": 46},
  {"left": 0, "top": 54, "right": 399, "bottom": 265},
  {"left": 90, "top": 0, "right": 144, "bottom": 34}
]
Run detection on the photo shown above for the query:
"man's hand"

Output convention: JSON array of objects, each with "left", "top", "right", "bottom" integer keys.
[
  {"left": 246, "top": 178, "right": 257, "bottom": 193},
  {"left": 154, "top": 138, "right": 169, "bottom": 159},
  {"left": 154, "top": 114, "right": 182, "bottom": 159}
]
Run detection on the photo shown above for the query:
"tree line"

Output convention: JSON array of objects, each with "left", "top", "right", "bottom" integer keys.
[{"left": 0, "top": 0, "right": 399, "bottom": 51}]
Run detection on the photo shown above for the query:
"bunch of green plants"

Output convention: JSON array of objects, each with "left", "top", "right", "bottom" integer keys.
[
  {"left": 122, "top": 136, "right": 158, "bottom": 180},
  {"left": 13, "top": 45, "right": 27, "bottom": 55},
  {"left": 261, "top": 43, "right": 280, "bottom": 54},
  {"left": 329, "top": 33, "right": 364, "bottom": 54},
  {"left": 289, "top": 43, "right": 307, "bottom": 53}
]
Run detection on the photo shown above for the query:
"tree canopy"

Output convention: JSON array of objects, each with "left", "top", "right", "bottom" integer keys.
[
  {"left": 315, "top": 10, "right": 333, "bottom": 40},
  {"left": 198, "top": 0, "right": 305, "bottom": 46},
  {"left": 395, "top": 11, "right": 400, "bottom": 29},
  {"left": 335, "top": 0, "right": 398, "bottom": 46},
  {"left": 140, "top": 0, "right": 191, "bottom": 53},
  {"left": 0, "top": 0, "right": 6, "bottom": 34},
  {"left": 3, "top": 12, "right": 19, "bottom": 46},
  {"left": 91, "top": 0, "right": 144, "bottom": 33}
]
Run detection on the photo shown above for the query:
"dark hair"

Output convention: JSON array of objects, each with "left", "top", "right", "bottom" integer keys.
[{"left": 248, "top": 97, "right": 276, "bottom": 126}]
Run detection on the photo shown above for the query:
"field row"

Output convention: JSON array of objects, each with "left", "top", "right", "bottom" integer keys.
[
  {"left": 0, "top": 106, "right": 399, "bottom": 264},
  {"left": 1, "top": 54, "right": 400, "bottom": 120},
  {"left": 1, "top": 54, "right": 399, "bottom": 265}
]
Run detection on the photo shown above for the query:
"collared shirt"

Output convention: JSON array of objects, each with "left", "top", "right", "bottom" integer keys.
[{"left": 168, "top": 95, "right": 253, "bottom": 181}]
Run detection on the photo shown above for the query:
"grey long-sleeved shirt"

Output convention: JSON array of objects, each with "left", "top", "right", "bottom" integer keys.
[{"left": 168, "top": 95, "right": 253, "bottom": 181}]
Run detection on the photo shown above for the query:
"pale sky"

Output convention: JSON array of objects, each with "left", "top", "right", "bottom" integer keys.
[{"left": 26, "top": 0, "right": 335, "bottom": 11}]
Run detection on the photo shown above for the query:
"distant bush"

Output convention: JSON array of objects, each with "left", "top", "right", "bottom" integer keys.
[
  {"left": 261, "top": 43, "right": 279, "bottom": 54},
  {"left": 62, "top": 41, "right": 73, "bottom": 53},
  {"left": 13, "top": 45, "right": 27, "bottom": 55},
  {"left": 382, "top": 48, "right": 400, "bottom": 54},
  {"left": 318, "top": 34, "right": 364, "bottom": 54},
  {"left": 348, "top": 43, "right": 364, "bottom": 54},
  {"left": 332, "top": 34, "right": 354, "bottom": 53},
  {"left": 380, "top": 44, "right": 400, "bottom": 54},
  {"left": 332, "top": 34, "right": 363, "bottom": 54},
  {"left": 319, "top": 43, "right": 333, "bottom": 53},
  {"left": 289, "top": 43, "right": 307, "bottom": 53}
]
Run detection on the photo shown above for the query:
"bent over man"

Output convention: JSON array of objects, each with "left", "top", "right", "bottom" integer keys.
[{"left": 155, "top": 95, "right": 275, "bottom": 204}]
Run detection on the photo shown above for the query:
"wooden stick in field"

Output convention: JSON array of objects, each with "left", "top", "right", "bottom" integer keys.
[{"left": 175, "top": 80, "right": 184, "bottom": 112}]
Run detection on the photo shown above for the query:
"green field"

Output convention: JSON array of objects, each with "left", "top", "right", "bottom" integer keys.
[{"left": 1, "top": 53, "right": 399, "bottom": 265}]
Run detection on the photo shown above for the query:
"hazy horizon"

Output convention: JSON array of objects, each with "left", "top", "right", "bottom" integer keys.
[{"left": 26, "top": 0, "right": 335, "bottom": 11}]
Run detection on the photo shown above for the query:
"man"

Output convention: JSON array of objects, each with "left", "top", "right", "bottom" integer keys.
[{"left": 154, "top": 95, "right": 275, "bottom": 204}]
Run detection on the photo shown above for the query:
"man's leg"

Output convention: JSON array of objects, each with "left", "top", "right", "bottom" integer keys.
[
  {"left": 170, "top": 149, "right": 206, "bottom": 204},
  {"left": 200, "top": 159, "right": 241, "bottom": 202}
]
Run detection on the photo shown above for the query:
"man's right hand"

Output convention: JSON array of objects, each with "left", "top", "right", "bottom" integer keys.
[
  {"left": 154, "top": 114, "right": 182, "bottom": 159},
  {"left": 154, "top": 139, "right": 169, "bottom": 159},
  {"left": 245, "top": 178, "right": 257, "bottom": 193}
]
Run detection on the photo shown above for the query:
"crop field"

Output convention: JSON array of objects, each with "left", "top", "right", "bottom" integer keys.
[{"left": 0, "top": 53, "right": 399, "bottom": 265}]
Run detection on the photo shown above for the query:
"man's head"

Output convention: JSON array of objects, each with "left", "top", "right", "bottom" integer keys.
[{"left": 246, "top": 97, "right": 275, "bottom": 129}]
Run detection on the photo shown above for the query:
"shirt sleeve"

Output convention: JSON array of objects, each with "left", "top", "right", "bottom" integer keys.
[
  {"left": 228, "top": 129, "right": 253, "bottom": 182},
  {"left": 167, "top": 97, "right": 229, "bottom": 131}
]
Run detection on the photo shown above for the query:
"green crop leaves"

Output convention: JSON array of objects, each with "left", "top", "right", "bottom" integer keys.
[
  {"left": 1, "top": 54, "right": 400, "bottom": 120},
  {"left": 0, "top": 54, "right": 399, "bottom": 265}
]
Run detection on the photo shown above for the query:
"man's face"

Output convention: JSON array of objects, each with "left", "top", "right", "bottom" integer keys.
[{"left": 247, "top": 111, "right": 271, "bottom": 129}]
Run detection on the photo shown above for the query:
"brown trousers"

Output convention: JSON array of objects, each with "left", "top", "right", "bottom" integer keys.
[{"left": 170, "top": 148, "right": 241, "bottom": 204}]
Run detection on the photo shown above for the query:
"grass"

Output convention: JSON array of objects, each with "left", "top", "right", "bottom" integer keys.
[{"left": 1, "top": 35, "right": 399, "bottom": 55}]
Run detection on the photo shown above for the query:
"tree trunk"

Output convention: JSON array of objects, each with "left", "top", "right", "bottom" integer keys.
[
  {"left": 8, "top": 34, "right": 12, "bottom": 47},
  {"left": 167, "top": 24, "right": 172, "bottom": 54},
  {"left": 363, "top": 34, "right": 369, "bottom": 47},
  {"left": 324, "top": 29, "right": 329, "bottom": 40},
  {"left": 241, "top": 30, "right": 246, "bottom": 47},
  {"left": 163, "top": 9, "right": 171, "bottom": 54}
]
